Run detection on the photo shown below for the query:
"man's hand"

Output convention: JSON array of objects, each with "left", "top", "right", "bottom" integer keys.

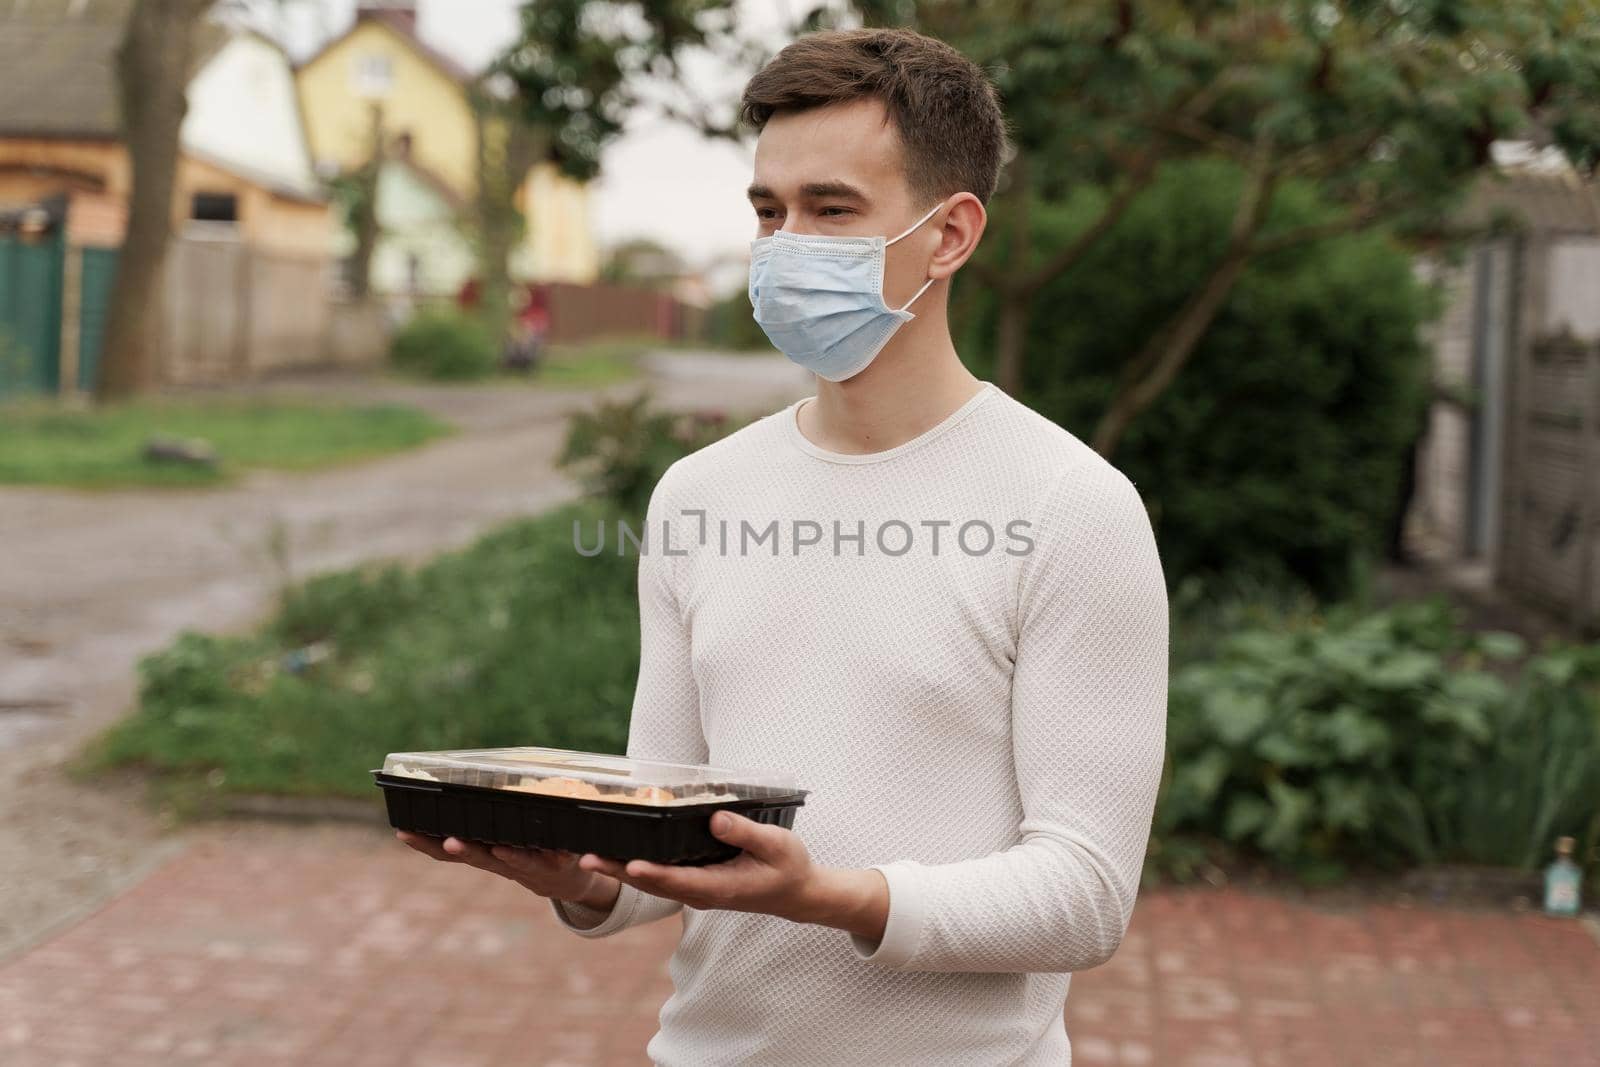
[
  {"left": 576, "top": 811, "right": 890, "bottom": 943},
  {"left": 395, "top": 831, "right": 621, "bottom": 913}
]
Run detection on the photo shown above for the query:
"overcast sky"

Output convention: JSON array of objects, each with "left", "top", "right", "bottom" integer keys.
[{"left": 277, "top": 0, "right": 826, "bottom": 294}]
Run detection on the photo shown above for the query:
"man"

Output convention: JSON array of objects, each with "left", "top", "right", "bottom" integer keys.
[{"left": 400, "top": 26, "right": 1169, "bottom": 1066}]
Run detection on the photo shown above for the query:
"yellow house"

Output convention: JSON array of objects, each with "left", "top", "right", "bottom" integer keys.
[{"left": 295, "top": 3, "right": 600, "bottom": 293}]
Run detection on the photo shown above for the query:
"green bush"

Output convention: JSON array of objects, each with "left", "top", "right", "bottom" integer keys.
[
  {"left": 701, "top": 287, "right": 773, "bottom": 352},
  {"left": 558, "top": 393, "right": 735, "bottom": 516},
  {"left": 958, "top": 158, "right": 1437, "bottom": 600},
  {"left": 87, "top": 398, "right": 746, "bottom": 800},
  {"left": 1153, "top": 594, "right": 1600, "bottom": 882},
  {"left": 1401, "top": 642, "right": 1600, "bottom": 872},
  {"left": 389, "top": 309, "right": 497, "bottom": 381},
  {"left": 87, "top": 504, "right": 642, "bottom": 797}
]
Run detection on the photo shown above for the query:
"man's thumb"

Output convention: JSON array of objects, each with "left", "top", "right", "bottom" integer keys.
[{"left": 710, "top": 810, "right": 771, "bottom": 852}]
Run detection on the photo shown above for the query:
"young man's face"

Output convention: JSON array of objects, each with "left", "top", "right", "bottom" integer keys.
[{"left": 747, "top": 97, "right": 936, "bottom": 243}]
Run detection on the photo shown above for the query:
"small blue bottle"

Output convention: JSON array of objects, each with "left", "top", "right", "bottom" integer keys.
[{"left": 1543, "top": 836, "right": 1582, "bottom": 918}]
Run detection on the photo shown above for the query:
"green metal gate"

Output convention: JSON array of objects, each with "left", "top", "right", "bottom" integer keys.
[
  {"left": 77, "top": 246, "right": 119, "bottom": 392},
  {"left": 0, "top": 231, "right": 65, "bottom": 398}
]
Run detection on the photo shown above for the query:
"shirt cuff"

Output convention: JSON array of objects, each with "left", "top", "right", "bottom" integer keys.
[
  {"left": 849, "top": 861, "right": 926, "bottom": 969},
  {"left": 550, "top": 882, "right": 640, "bottom": 938}
]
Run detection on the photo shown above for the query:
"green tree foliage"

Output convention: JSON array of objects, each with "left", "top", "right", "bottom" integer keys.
[
  {"left": 474, "top": 3, "right": 773, "bottom": 344},
  {"left": 844, "top": 0, "right": 1600, "bottom": 454},
  {"left": 961, "top": 158, "right": 1436, "bottom": 597},
  {"left": 496, "top": 1, "right": 765, "bottom": 181}
]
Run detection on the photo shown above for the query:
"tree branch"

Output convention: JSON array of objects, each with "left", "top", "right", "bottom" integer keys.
[
  {"left": 1017, "top": 150, "right": 1160, "bottom": 298},
  {"left": 1092, "top": 135, "right": 1279, "bottom": 457},
  {"left": 1246, "top": 185, "right": 1435, "bottom": 257}
]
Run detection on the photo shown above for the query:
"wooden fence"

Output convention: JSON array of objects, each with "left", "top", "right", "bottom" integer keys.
[
  {"left": 159, "top": 234, "right": 344, "bottom": 385},
  {"left": 532, "top": 280, "right": 703, "bottom": 344},
  {"left": 1, "top": 232, "right": 380, "bottom": 398},
  {"left": 1498, "top": 334, "right": 1600, "bottom": 630}
]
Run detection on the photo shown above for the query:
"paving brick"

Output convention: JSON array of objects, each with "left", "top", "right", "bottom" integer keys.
[{"left": 3, "top": 823, "right": 1597, "bottom": 1066}]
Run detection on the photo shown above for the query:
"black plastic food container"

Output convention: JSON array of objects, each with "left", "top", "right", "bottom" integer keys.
[{"left": 373, "top": 747, "right": 809, "bottom": 866}]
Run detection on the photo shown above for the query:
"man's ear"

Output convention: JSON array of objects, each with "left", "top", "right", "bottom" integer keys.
[{"left": 928, "top": 192, "right": 987, "bottom": 280}]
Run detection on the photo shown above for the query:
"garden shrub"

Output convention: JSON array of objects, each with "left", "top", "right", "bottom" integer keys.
[
  {"left": 1401, "top": 641, "right": 1600, "bottom": 871},
  {"left": 90, "top": 397, "right": 749, "bottom": 799},
  {"left": 89, "top": 503, "right": 643, "bottom": 796},
  {"left": 558, "top": 392, "right": 734, "bottom": 516},
  {"left": 958, "top": 157, "right": 1438, "bottom": 600},
  {"left": 390, "top": 309, "right": 497, "bottom": 381},
  {"left": 1153, "top": 593, "right": 1600, "bottom": 882}
]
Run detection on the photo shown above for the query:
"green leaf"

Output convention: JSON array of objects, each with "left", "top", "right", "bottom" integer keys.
[
  {"left": 1203, "top": 689, "right": 1273, "bottom": 746},
  {"left": 1312, "top": 633, "right": 1382, "bottom": 677},
  {"left": 1318, "top": 776, "right": 1373, "bottom": 832},
  {"left": 1262, "top": 779, "right": 1315, "bottom": 854},
  {"left": 1173, "top": 748, "right": 1232, "bottom": 807},
  {"left": 1254, "top": 731, "right": 1322, "bottom": 768},
  {"left": 1322, "top": 704, "right": 1392, "bottom": 761},
  {"left": 1224, "top": 794, "right": 1272, "bottom": 842},
  {"left": 1366, "top": 649, "right": 1441, "bottom": 690},
  {"left": 1475, "top": 631, "right": 1526, "bottom": 660}
]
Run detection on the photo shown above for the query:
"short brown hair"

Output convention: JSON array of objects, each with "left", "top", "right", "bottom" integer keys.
[{"left": 739, "top": 28, "right": 1009, "bottom": 206}]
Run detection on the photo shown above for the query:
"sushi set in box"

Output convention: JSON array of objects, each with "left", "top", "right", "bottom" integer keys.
[{"left": 373, "top": 746, "right": 809, "bottom": 865}]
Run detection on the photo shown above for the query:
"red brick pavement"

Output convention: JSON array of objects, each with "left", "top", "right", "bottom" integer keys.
[{"left": 1, "top": 823, "right": 1596, "bottom": 1067}]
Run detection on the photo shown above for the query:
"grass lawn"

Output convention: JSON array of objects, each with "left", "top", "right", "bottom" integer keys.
[
  {"left": 80, "top": 503, "right": 640, "bottom": 803},
  {"left": 0, "top": 398, "right": 450, "bottom": 489},
  {"left": 532, "top": 335, "right": 666, "bottom": 388},
  {"left": 385, "top": 333, "right": 692, "bottom": 390}
]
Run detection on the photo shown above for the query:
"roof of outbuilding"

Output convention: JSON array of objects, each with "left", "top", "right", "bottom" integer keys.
[
  {"left": 1458, "top": 160, "right": 1600, "bottom": 237},
  {"left": 0, "top": 0, "right": 228, "bottom": 139}
]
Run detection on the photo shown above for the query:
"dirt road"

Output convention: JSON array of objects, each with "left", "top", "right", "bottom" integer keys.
[{"left": 0, "top": 351, "right": 808, "bottom": 959}]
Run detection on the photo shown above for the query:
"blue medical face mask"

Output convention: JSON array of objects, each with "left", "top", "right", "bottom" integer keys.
[{"left": 747, "top": 201, "right": 942, "bottom": 382}]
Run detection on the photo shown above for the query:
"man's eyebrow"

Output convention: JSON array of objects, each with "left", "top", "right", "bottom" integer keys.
[{"left": 746, "top": 181, "right": 871, "bottom": 202}]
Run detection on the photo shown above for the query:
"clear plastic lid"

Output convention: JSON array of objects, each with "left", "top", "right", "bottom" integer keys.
[{"left": 381, "top": 746, "right": 801, "bottom": 806}]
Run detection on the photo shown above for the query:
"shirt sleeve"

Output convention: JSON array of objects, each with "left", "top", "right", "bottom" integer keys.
[
  {"left": 552, "top": 467, "right": 706, "bottom": 938},
  {"left": 848, "top": 461, "right": 1169, "bottom": 972}
]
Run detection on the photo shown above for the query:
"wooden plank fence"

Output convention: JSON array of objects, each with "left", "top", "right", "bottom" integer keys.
[
  {"left": 1500, "top": 333, "right": 1600, "bottom": 630},
  {"left": 159, "top": 233, "right": 339, "bottom": 385}
]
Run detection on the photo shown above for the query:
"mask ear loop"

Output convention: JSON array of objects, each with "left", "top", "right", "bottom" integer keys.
[
  {"left": 886, "top": 201, "right": 945, "bottom": 313},
  {"left": 885, "top": 201, "right": 945, "bottom": 246},
  {"left": 893, "top": 276, "right": 938, "bottom": 315}
]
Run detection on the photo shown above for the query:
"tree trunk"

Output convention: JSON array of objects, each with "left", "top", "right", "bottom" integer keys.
[
  {"left": 1090, "top": 247, "right": 1254, "bottom": 458},
  {"left": 347, "top": 103, "right": 384, "bottom": 300},
  {"left": 471, "top": 94, "right": 544, "bottom": 351},
  {"left": 987, "top": 148, "right": 1157, "bottom": 396},
  {"left": 994, "top": 289, "right": 1030, "bottom": 396},
  {"left": 97, "top": 0, "right": 211, "bottom": 400},
  {"left": 1091, "top": 157, "right": 1278, "bottom": 459},
  {"left": 993, "top": 150, "right": 1031, "bottom": 395}
]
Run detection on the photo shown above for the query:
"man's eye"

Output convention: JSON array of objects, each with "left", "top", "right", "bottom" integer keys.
[
  {"left": 755, "top": 207, "right": 780, "bottom": 220},
  {"left": 819, "top": 207, "right": 852, "bottom": 217}
]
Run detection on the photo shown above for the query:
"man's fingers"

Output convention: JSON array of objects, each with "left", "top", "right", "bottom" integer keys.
[
  {"left": 397, "top": 830, "right": 464, "bottom": 863},
  {"left": 426, "top": 835, "right": 522, "bottom": 880},
  {"left": 615, "top": 859, "right": 727, "bottom": 902},
  {"left": 578, "top": 853, "right": 628, "bottom": 879},
  {"left": 396, "top": 831, "right": 521, "bottom": 883},
  {"left": 490, "top": 845, "right": 572, "bottom": 874},
  {"left": 708, "top": 811, "right": 783, "bottom": 860}
]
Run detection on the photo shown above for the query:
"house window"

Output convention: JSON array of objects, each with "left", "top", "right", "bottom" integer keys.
[
  {"left": 191, "top": 192, "right": 238, "bottom": 223},
  {"left": 353, "top": 53, "right": 394, "bottom": 99}
]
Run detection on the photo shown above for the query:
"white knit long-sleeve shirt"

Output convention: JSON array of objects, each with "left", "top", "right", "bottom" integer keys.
[{"left": 551, "top": 382, "right": 1170, "bottom": 1066}]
